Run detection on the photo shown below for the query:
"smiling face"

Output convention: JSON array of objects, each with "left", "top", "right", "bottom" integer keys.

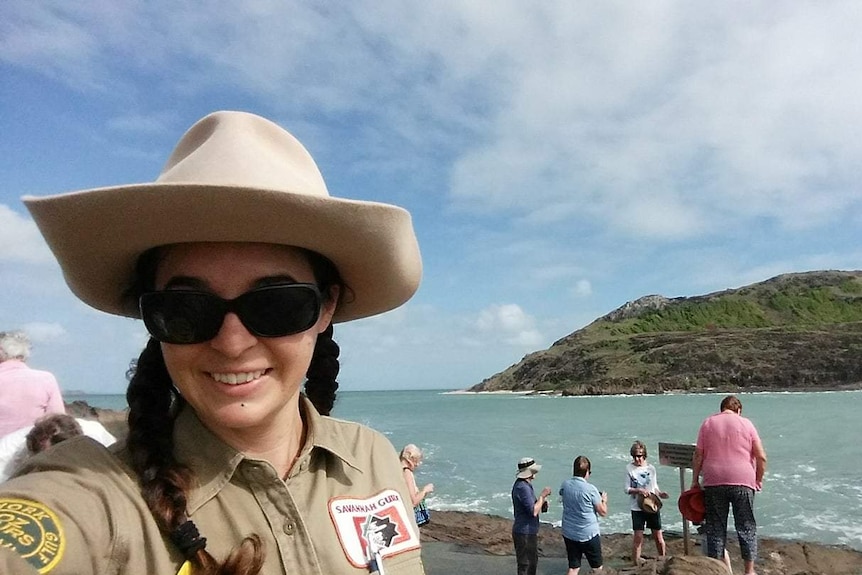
[
  {"left": 630, "top": 441, "right": 648, "bottom": 467},
  {"left": 153, "top": 242, "right": 337, "bottom": 439}
]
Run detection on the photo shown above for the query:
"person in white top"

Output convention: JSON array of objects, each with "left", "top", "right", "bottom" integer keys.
[
  {"left": 623, "top": 441, "right": 669, "bottom": 565},
  {"left": 0, "top": 414, "right": 116, "bottom": 482}
]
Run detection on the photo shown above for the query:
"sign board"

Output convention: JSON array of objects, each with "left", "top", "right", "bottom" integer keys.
[
  {"left": 658, "top": 441, "right": 698, "bottom": 555},
  {"left": 658, "top": 442, "right": 696, "bottom": 468}
]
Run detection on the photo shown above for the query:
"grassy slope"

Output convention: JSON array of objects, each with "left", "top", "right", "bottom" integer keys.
[{"left": 471, "top": 271, "right": 862, "bottom": 393}]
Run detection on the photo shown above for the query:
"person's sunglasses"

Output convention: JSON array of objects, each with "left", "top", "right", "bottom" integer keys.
[
  {"left": 633, "top": 453, "right": 646, "bottom": 459},
  {"left": 139, "top": 283, "right": 322, "bottom": 344}
]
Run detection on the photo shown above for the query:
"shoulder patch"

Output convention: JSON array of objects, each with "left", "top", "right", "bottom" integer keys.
[
  {"left": 328, "top": 489, "right": 420, "bottom": 568},
  {"left": 0, "top": 498, "right": 65, "bottom": 573}
]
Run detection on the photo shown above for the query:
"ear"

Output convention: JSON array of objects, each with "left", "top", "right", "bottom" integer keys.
[{"left": 316, "top": 285, "right": 340, "bottom": 332}]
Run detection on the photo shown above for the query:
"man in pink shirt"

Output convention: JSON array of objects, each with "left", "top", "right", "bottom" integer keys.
[
  {"left": 692, "top": 395, "right": 767, "bottom": 575},
  {"left": 0, "top": 331, "right": 65, "bottom": 438}
]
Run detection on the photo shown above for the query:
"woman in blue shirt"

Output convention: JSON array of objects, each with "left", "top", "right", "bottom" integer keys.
[{"left": 559, "top": 455, "right": 608, "bottom": 575}]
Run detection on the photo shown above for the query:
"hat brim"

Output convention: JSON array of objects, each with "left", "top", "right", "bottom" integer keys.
[
  {"left": 678, "top": 488, "right": 705, "bottom": 523},
  {"left": 516, "top": 464, "right": 541, "bottom": 478},
  {"left": 24, "top": 182, "right": 422, "bottom": 323}
]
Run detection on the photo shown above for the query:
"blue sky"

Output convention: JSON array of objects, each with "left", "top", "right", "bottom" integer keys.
[{"left": 2, "top": 2, "right": 862, "bottom": 393}]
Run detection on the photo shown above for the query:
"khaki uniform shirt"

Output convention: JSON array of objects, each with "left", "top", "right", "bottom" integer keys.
[{"left": 0, "top": 397, "right": 425, "bottom": 574}]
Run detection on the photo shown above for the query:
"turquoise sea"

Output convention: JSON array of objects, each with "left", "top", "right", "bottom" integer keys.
[{"left": 67, "top": 389, "right": 862, "bottom": 550}]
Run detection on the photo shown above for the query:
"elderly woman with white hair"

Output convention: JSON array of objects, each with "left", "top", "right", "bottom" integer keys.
[
  {"left": 0, "top": 330, "right": 65, "bottom": 437},
  {"left": 0, "top": 112, "right": 425, "bottom": 575},
  {"left": 399, "top": 444, "right": 435, "bottom": 527}
]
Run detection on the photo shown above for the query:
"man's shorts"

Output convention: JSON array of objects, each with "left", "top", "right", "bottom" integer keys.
[
  {"left": 563, "top": 534, "right": 603, "bottom": 569},
  {"left": 631, "top": 509, "right": 663, "bottom": 532}
]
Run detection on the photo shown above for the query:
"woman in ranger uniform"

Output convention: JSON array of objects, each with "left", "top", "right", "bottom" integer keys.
[{"left": 0, "top": 111, "right": 425, "bottom": 575}]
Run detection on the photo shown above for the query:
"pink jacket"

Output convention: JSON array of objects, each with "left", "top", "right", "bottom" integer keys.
[
  {"left": 0, "top": 360, "right": 65, "bottom": 437},
  {"left": 696, "top": 410, "right": 762, "bottom": 489}
]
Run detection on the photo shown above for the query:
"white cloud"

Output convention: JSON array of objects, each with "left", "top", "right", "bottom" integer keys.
[
  {"left": 572, "top": 280, "right": 592, "bottom": 298},
  {"left": 6, "top": 4, "right": 862, "bottom": 243},
  {"left": 0, "top": 3, "right": 103, "bottom": 88},
  {"left": 3, "top": 1, "right": 862, "bottom": 392},
  {"left": 21, "top": 322, "right": 66, "bottom": 343},
  {"left": 442, "top": 2, "right": 862, "bottom": 239},
  {"left": 475, "top": 303, "right": 544, "bottom": 347},
  {"left": 0, "top": 205, "right": 53, "bottom": 263}
]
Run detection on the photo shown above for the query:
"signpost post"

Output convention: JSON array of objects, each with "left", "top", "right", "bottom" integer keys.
[{"left": 658, "top": 442, "right": 697, "bottom": 555}]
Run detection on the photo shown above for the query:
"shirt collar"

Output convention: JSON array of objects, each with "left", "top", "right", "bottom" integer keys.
[
  {"left": 0, "top": 359, "right": 27, "bottom": 372},
  {"left": 177, "top": 395, "right": 362, "bottom": 512},
  {"left": 300, "top": 396, "right": 362, "bottom": 472}
]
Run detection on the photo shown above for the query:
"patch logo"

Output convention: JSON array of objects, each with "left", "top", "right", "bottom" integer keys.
[
  {"left": 0, "top": 498, "right": 65, "bottom": 573},
  {"left": 328, "top": 489, "right": 420, "bottom": 568}
]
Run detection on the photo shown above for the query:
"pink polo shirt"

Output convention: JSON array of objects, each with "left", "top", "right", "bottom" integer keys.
[
  {"left": 696, "top": 410, "right": 761, "bottom": 489},
  {"left": 0, "top": 360, "right": 65, "bottom": 437}
]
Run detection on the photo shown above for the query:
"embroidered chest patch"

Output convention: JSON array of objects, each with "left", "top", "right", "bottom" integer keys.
[
  {"left": 0, "top": 498, "right": 65, "bottom": 573},
  {"left": 328, "top": 489, "right": 420, "bottom": 568}
]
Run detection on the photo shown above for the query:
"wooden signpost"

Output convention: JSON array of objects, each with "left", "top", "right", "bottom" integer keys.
[{"left": 658, "top": 442, "right": 697, "bottom": 555}]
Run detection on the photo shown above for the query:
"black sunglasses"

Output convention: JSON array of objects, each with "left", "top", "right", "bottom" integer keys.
[{"left": 139, "top": 283, "right": 322, "bottom": 344}]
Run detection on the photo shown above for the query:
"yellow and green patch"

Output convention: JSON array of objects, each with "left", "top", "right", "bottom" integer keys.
[{"left": 0, "top": 498, "right": 65, "bottom": 573}]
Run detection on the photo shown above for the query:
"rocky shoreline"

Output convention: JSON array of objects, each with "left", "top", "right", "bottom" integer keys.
[
  {"left": 457, "top": 382, "right": 862, "bottom": 396},
  {"left": 65, "top": 400, "right": 129, "bottom": 441},
  {"left": 421, "top": 510, "right": 862, "bottom": 575}
]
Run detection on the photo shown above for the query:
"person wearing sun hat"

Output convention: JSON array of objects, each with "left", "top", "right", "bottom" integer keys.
[
  {"left": 0, "top": 111, "right": 424, "bottom": 575},
  {"left": 511, "top": 457, "right": 552, "bottom": 575}
]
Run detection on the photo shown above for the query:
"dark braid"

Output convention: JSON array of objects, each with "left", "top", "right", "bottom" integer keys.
[
  {"left": 126, "top": 339, "right": 188, "bottom": 520},
  {"left": 301, "top": 249, "right": 347, "bottom": 417},
  {"left": 126, "top": 339, "right": 265, "bottom": 574},
  {"left": 304, "top": 324, "right": 340, "bottom": 416}
]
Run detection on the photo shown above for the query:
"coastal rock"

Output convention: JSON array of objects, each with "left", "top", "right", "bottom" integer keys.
[
  {"left": 659, "top": 555, "right": 730, "bottom": 575},
  {"left": 469, "top": 270, "right": 862, "bottom": 395},
  {"left": 65, "top": 401, "right": 128, "bottom": 442},
  {"left": 602, "top": 294, "right": 673, "bottom": 322},
  {"left": 420, "top": 510, "right": 862, "bottom": 575}
]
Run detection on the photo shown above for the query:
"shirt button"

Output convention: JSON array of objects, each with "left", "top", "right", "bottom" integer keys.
[{"left": 283, "top": 522, "right": 295, "bottom": 535}]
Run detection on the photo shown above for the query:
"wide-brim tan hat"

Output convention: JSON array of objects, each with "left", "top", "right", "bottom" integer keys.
[
  {"left": 23, "top": 111, "right": 422, "bottom": 323},
  {"left": 515, "top": 457, "right": 542, "bottom": 479},
  {"left": 638, "top": 492, "right": 663, "bottom": 514}
]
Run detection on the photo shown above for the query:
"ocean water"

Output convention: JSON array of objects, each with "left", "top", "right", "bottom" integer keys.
[{"left": 67, "top": 389, "right": 862, "bottom": 550}]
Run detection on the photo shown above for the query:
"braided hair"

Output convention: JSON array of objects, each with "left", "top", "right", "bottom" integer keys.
[{"left": 124, "top": 246, "right": 345, "bottom": 574}]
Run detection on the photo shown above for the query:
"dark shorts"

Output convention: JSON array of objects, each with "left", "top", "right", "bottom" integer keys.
[
  {"left": 563, "top": 534, "right": 603, "bottom": 569},
  {"left": 631, "top": 509, "right": 663, "bottom": 532}
]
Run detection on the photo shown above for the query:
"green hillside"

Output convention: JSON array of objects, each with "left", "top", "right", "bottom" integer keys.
[{"left": 470, "top": 271, "right": 862, "bottom": 394}]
